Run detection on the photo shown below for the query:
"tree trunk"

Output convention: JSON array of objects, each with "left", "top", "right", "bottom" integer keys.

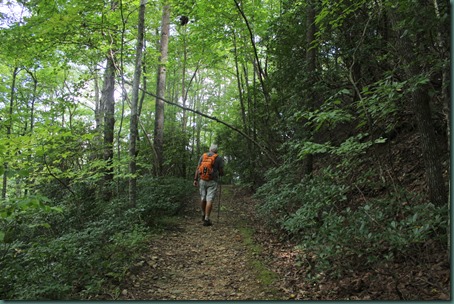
[
  {"left": 388, "top": 3, "right": 448, "bottom": 206},
  {"left": 233, "top": 0, "right": 270, "bottom": 105},
  {"left": 94, "top": 66, "right": 102, "bottom": 132},
  {"left": 303, "top": 0, "right": 316, "bottom": 178},
  {"left": 180, "top": 25, "right": 188, "bottom": 178},
  {"left": 2, "top": 67, "right": 19, "bottom": 199},
  {"left": 153, "top": 3, "right": 170, "bottom": 176},
  {"left": 101, "top": 54, "right": 116, "bottom": 190},
  {"left": 25, "top": 69, "right": 38, "bottom": 196},
  {"left": 411, "top": 83, "right": 448, "bottom": 205},
  {"left": 129, "top": 0, "right": 147, "bottom": 207}
]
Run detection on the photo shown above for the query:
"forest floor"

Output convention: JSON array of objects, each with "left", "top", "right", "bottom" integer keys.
[
  {"left": 114, "top": 184, "right": 286, "bottom": 300},
  {"left": 112, "top": 184, "right": 450, "bottom": 301}
]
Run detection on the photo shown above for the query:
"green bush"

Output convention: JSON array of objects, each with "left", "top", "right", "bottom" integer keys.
[
  {"left": 281, "top": 177, "right": 348, "bottom": 235},
  {"left": 0, "top": 222, "right": 149, "bottom": 299},
  {"left": 255, "top": 165, "right": 348, "bottom": 232},
  {"left": 297, "top": 192, "right": 448, "bottom": 278},
  {"left": 255, "top": 165, "right": 449, "bottom": 279},
  {"left": 137, "top": 176, "right": 195, "bottom": 225},
  {"left": 254, "top": 162, "right": 303, "bottom": 229},
  {"left": 0, "top": 175, "right": 195, "bottom": 299}
]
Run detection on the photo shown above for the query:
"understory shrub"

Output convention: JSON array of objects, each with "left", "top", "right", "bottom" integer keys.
[
  {"left": 297, "top": 193, "right": 448, "bottom": 278},
  {"left": 254, "top": 161, "right": 305, "bottom": 229},
  {"left": 255, "top": 166, "right": 449, "bottom": 279},
  {"left": 137, "top": 176, "right": 195, "bottom": 225},
  {"left": 0, "top": 175, "right": 195, "bottom": 299},
  {"left": 255, "top": 164, "right": 348, "bottom": 230},
  {"left": 1, "top": 223, "right": 149, "bottom": 299}
]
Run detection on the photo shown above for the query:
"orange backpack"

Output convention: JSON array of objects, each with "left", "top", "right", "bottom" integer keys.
[{"left": 198, "top": 153, "right": 218, "bottom": 181}]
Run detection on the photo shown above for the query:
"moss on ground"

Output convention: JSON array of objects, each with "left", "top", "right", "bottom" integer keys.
[{"left": 238, "top": 226, "right": 280, "bottom": 297}]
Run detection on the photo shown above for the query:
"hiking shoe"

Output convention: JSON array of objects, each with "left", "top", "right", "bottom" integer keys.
[
  {"left": 203, "top": 219, "right": 212, "bottom": 226},
  {"left": 202, "top": 214, "right": 205, "bottom": 222}
]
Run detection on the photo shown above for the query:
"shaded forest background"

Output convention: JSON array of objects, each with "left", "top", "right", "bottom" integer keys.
[{"left": 0, "top": 0, "right": 450, "bottom": 299}]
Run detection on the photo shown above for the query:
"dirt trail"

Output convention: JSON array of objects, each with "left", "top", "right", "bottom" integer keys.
[{"left": 117, "top": 185, "right": 285, "bottom": 300}]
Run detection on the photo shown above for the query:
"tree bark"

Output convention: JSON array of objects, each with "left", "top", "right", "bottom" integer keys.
[
  {"left": 233, "top": 0, "right": 270, "bottom": 105},
  {"left": 2, "top": 67, "right": 19, "bottom": 199},
  {"left": 129, "top": 0, "right": 147, "bottom": 207},
  {"left": 411, "top": 82, "right": 447, "bottom": 205},
  {"left": 303, "top": 0, "right": 316, "bottom": 178},
  {"left": 153, "top": 3, "right": 170, "bottom": 176},
  {"left": 101, "top": 54, "right": 116, "bottom": 187},
  {"left": 180, "top": 25, "right": 188, "bottom": 178},
  {"left": 93, "top": 66, "right": 102, "bottom": 132},
  {"left": 388, "top": 3, "right": 448, "bottom": 206},
  {"left": 101, "top": 2, "right": 118, "bottom": 192}
]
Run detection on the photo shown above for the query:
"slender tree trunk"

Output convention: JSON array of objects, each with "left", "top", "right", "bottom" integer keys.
[
  {"left": 233, "top": 32, "right": 247, "bottom": 130},
  {"left": 233, "top": 0, "right": 270, "bottom": 104},
  {"left": 303, "top": 0, "right": 316, "bottom": 177},
  {"left": 102, "top": 55, "right": 116, "bottom": 188},
  {"left": 153, "top": 3, "right": 170, "bottom": 176},
  {"left": 389, "top": 4, "right": 448, "bottom": 206},
  {"left": 411, "top": 82, "right": 447, "bottom": 205},
  {"left": 181, "top": 28, "right": 187, "bottom": 130},
  {"left": 25, "top": 69, "right": 37, "bottom": 196},
  {"left": 180, "top": 25, "right": 188, "bottom": 178},
  {"left": 138, "top": 55, "right": 147, "bottom": 118},
  {"left": 2, "top": 67, "right": 19, "bottom": 199},
  {"left": 129, "top": 0, "right": 147, "bottom": 207}
]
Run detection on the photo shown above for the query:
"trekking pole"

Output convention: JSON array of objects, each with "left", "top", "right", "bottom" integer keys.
[{"left": 217, "top": 176, "right": 222, "bottom": 221}]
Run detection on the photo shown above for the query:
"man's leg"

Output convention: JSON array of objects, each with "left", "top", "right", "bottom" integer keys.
[
  {"left": 199, "top": 180, "right": 207, "bottom": 222},
  {"left": 203, "top": 200, "right": 213, "bottom": 226},
  {"left": 204, "top": 200, "right": 213, "bottom": 220},
  {"left": 201, "top": 200, "right": 207, "bottom": 221},
  {"left": 203, "top": 181, "right": 217, "bottom": 226}
]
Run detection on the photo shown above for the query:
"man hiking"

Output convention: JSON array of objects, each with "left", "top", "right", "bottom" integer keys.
[{"left": 193, "top": 144, "right": 224, "bottom": 226}]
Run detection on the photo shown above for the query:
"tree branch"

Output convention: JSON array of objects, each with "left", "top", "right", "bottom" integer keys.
[
  {"left": 232, "top": 0, "right": 270, "bottom": 103},
  {"left": 124, "top": 80, "right": 278, "bottom": 165},
  {"left": 43, "top": 154, "right": 75, "bottom": 196}
]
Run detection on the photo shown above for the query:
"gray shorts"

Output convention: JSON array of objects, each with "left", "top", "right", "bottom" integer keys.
[{"left": 199, "top": 179, "right": 218, "bottom": 202}]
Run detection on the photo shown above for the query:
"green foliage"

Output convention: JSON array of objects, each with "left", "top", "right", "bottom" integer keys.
[
  {"left": 296, "top": 92, "right": 355, "bottom": 132},
  {"left": 297, "top": 193, "right": 448, "bottom": 278},
  {"left": 0, "top": 195, "right": 63, "bottom": 244},
  {"left": 137, "top": 176, "right": 195, "bottom": 225},
  {"left": 359, "top": 76, "right": 404, "bottom": 131},
  {"left": 0, "top": 175, "right": 195, "bottom": 299},
  {"left": 0, "top": 0, "right": 449, "bottom": 298},
  {"left": 255, "top": 167, "right": 348, "bottom": 233},
  {"left": 0, "top": 222, "right": 149, "bottom": 299},
  {"left": 255, "top": 164, "right": 449, "bottom": 279},
  {"left": 287, "top": 132, "right": 386, "bottom": 162}
]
